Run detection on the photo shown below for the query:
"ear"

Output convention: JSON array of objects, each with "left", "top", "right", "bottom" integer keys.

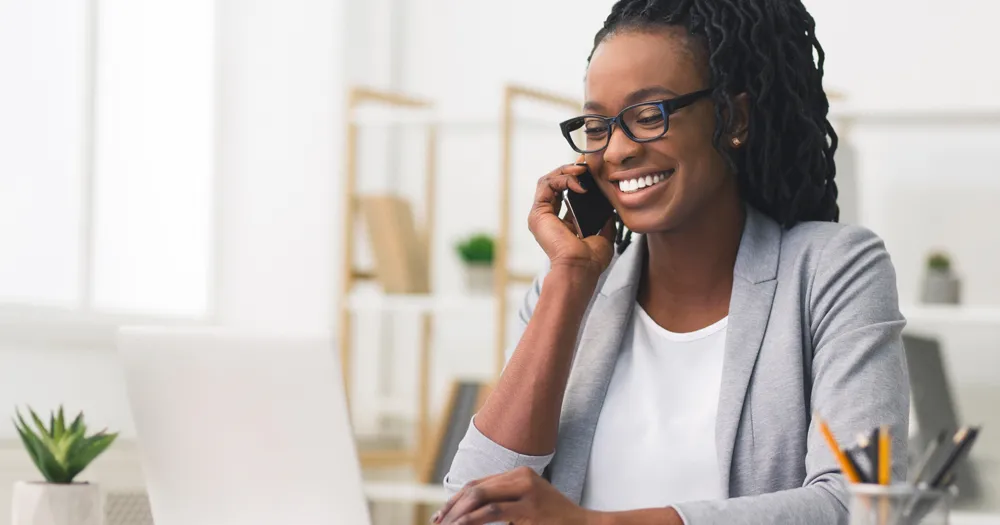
[{"left": 728, "top": 92, "right": 750, "bottom": 146}]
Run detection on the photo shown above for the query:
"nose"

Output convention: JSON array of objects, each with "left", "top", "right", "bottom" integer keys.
[{"left": 602, "top": 123, "right": 641, "bottom": 168}]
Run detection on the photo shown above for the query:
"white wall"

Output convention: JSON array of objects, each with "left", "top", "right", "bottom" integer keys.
[
  {"left": 214, "top": 0, "right": 345, "bottom": 331},
  {"left": 0, "top": 0, "right": 347, "bottom": 436}
]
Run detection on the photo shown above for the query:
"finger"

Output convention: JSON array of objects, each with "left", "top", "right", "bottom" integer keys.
[
  {"left": 438, "top": 477, "right": 527, "bottom": 524},
  {"left": 447, "top": 501, "right": 523, "bottom": 525},
  {"left": 534, "top": 171, "right": 587, "bottom": 212},
  {"left": 434, "top": 476, "right": 491, "bottom": 522}
]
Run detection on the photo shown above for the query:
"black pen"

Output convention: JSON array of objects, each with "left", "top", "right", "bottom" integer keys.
[
  {"left": 844, "top": 448, "right": 868, "bottom": 484},
  {"left": 928, "top": 426, "right": 980, "bottom": 488}
]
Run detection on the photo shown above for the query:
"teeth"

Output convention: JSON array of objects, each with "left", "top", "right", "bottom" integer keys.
[{"left": 618, "top": 171, "right": 672, "bottom": 194}]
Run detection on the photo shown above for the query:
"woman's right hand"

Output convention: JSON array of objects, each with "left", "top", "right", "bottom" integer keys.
[{"left": 528, "top": 162, "right": 615, "bottom": 277}]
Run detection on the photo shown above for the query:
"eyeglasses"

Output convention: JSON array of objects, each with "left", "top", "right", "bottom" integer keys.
[{"left": 559, "top": 88, "right": 713, "bottom": 154}]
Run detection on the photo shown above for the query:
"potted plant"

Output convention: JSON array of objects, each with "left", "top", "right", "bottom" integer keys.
[
  {"left": 455, "top": 233, "right": 495, "bottom": 294},
  {"left": 12, "top": 406, "right": 118, "bottom": 525},
  {"left": 921, "top": 251, "right": 961, "bottom": 304}
]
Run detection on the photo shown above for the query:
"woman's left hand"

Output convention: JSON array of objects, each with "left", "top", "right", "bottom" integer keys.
[{"left": 434, "top": 466, "right": 600, "bottom": 525}]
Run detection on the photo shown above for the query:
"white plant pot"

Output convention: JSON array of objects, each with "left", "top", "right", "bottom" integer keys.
[
  {"left": 464, "top": 264, "right": 494, "bottom": 294},
  {"left": 12, "top": 482, "right": 103, "bottom": 525},
  {"left": 921, "top": 269, "right": 961, "bottom": 305}
]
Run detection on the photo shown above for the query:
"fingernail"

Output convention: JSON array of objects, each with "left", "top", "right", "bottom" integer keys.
[
  {"left": 430, "top": 511, "right": 441, "bottom": 523},
  {"left": 574, "top": 162, "right": 587, "bottom": 166},
  {"left": 578, "top": 177, "right": 590, "bottom": 190}
]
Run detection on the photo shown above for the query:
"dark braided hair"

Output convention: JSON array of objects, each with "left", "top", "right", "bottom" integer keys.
[{"left": 590, "top": 0, "right": 839, "bottom": 254}]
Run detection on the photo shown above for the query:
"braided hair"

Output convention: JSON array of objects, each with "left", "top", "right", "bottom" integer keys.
[{"left": 590, "top": 0, "right": 839, "bottom": 254}]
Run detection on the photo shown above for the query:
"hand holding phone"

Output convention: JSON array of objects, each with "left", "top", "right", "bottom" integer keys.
[
  {"left": 527, "top": 161, "right": 616, "bottom": 275},
  {"left": 562, "top": 164, "right": 615, "bottom": 238}
]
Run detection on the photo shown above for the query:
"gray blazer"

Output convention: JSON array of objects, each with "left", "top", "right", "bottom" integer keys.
[{"left": 445, "top": 206, "right": 910, "bottom": 525}]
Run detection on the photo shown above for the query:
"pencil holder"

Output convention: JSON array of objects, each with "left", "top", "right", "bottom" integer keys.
[{"left": 848, "top": 484, "right": 955, "bottom": 525}]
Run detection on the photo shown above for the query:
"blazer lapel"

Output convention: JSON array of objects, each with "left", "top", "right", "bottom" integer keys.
[
  {"left": 547, "top": 237, "right": 645, "bottom": 502},
  {"left": 716, "top": 207, "right": 780, "bottom": 496}
]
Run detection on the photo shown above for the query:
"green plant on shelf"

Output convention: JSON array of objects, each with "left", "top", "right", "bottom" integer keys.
[
  {"left": 13, "top": 406, "right": 118, "bottom": 484},
  {"left": 927, "top": 252, "right": 951, "bottom": 272},
  {"left": 456, "top": 233, "right": 494, "bottom": 266}
]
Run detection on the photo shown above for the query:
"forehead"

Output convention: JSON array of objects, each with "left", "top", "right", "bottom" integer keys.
[{"left": 585, "top": 28, "right": 707, "bottom": 111}]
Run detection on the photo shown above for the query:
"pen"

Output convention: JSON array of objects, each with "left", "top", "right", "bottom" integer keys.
[
  {"left": 928, "top": 426, "right": 980, "bottom": 488},
  {"left": 899, "top": 431, "right": 949, "bottom": 522},
  {"left": 816, "top": 415, "right": 862, "bottom": 483},
  {"left": 845, "top": 448, "right": 869, "bottom": 484}
]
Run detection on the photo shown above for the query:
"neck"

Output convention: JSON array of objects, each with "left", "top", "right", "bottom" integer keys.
[{"left": 638, "top": 189, "right": 745, "bottom": 317}]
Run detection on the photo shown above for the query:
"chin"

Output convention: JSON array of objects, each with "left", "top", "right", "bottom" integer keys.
[{"left": 616, "top": 208, "right": 681, "bottom": 235}]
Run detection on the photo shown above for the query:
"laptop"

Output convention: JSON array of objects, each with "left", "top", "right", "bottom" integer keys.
[{"left": 117, "top": 327, "right": 372, "bottom": 525}]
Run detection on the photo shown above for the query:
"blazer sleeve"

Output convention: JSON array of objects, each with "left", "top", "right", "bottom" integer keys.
[
  {"left": 442, "top": 268, "right": 555, "bottom": 495},
  {"left": 673, "top": 226, "right": 910, "bottom": 525}
]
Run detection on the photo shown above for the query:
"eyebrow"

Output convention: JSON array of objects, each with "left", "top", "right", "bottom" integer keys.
[{"left": 583, "top": 86, "right": 682, "bottom": 113}]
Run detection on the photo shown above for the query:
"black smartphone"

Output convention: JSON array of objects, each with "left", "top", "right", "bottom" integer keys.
[{"left": 563, "top": 166, "right": 615, "bottom": 238}]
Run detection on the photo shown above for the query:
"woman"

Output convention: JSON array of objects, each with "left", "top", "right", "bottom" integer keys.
[{"left": 437, "top": 0, "right": 909, "bottom": 523}]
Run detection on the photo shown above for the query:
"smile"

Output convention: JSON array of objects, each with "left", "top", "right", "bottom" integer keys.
[{"left": 616, "top": 169, "right": 675, "bottom": 193}]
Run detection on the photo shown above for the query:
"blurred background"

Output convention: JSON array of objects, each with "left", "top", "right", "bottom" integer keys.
[{"left": 1, "top": 0, "right": 998, "bottom": 523}]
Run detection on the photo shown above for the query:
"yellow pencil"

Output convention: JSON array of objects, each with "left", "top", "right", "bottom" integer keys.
[
  {"left": 878, "top": 425, "right": 891, "bottom": 485},
  {"left": 816, "top": 415, "right": 862, "bottom": 483}
]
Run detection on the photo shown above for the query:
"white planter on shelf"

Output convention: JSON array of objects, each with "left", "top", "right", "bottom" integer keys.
[
  {"left": 921, "top": 269, "right": 961, "bottom": 305},
  {"left": 463, "top": 263, "right": 494, "bottom": 294},
  {"left": 12, "top": 482, "right": 103, "bottom": 525}
]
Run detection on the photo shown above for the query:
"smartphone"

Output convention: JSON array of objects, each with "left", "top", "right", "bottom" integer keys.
[{"left": 563, "top": 166, "right": 615, "bottom": 238}]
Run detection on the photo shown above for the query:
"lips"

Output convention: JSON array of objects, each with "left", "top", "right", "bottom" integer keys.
[{"left": 615, "top": 169, "right": 675, "bottom": 193}]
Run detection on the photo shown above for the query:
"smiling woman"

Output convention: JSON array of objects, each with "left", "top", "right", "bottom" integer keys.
[{"left": 437, "top": 0, "right": 908, "bottom": 524}]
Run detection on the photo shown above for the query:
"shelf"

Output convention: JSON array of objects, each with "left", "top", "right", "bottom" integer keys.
[
  {"left": 901, "top": 305, "right": 1000, "bottom": 326},
  {"left": 346, "top": 290, "right": 530, "bottom": 314}
]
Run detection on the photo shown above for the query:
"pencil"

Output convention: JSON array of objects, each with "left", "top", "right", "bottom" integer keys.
[
  {"left": 878, "top": 425, "right": 891, "bottom": 485},
  {"left": 816, "top": 415, "right": 862, "bottom": 483}
]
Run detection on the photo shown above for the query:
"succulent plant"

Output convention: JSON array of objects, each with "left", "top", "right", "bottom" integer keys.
[
  {"left": 13, "top": 406, "right": 118, "bottom": 484},
  {"left": 456, "top": 233, "right": 494, "bottom": 265},
  {"left": 927, "top": 252, "right": 951, "bottom": 272}
]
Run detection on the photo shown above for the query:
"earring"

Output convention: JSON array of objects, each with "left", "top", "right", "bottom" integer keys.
[{"left": 731, "top": 137, "right": 742, "bottom": 147}]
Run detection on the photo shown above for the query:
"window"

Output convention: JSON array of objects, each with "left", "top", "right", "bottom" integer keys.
[{"left": 0, "top": 0, "right": 215, "bottom": 325}]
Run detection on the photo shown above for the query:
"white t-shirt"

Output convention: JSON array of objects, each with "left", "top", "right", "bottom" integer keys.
[{"left": 580, "top": 304, "right": 728, "bottom": 512}]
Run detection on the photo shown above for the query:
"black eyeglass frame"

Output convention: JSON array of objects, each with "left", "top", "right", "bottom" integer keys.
[{"left": 559, "top": 88, "right": 714, "bottom": 154}]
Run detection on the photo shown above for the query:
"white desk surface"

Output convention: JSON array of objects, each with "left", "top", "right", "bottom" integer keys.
[
  {"left": 953, "top": 512, "right": 1000, "bottom": 525},
  {"left": 360, "top": 482, "right": 1000, "bottom": 524},
  {"left": 363, "top": 481, "right": 449, "bottom": 504}
]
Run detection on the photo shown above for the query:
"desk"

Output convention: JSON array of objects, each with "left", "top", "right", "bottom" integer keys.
[
  {"left": 363, "top": 481, "right": 449, "bottom": 505},
  {"left": 953, "top": 512, "right": 1000, "bottom": 525}
]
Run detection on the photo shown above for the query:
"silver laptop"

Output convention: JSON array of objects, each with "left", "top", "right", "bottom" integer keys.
[{"left": 117, "top": 327, "right": 372, "bottom": 525}]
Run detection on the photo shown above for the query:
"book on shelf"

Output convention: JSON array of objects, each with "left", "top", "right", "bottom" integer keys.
[
  {"left": 420, "top": 380, "right": 492, "bottom": 484},
  {"left": 359, "top": 194, "right": 430, "bottom": 294}
]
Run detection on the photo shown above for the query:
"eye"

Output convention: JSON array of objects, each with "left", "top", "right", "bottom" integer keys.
[
  {"left": 635, "top": 108, "right": 665, "bottom": 126},
  {"left": 584, "top": 118, "right": 609, "bottom": 136}
]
